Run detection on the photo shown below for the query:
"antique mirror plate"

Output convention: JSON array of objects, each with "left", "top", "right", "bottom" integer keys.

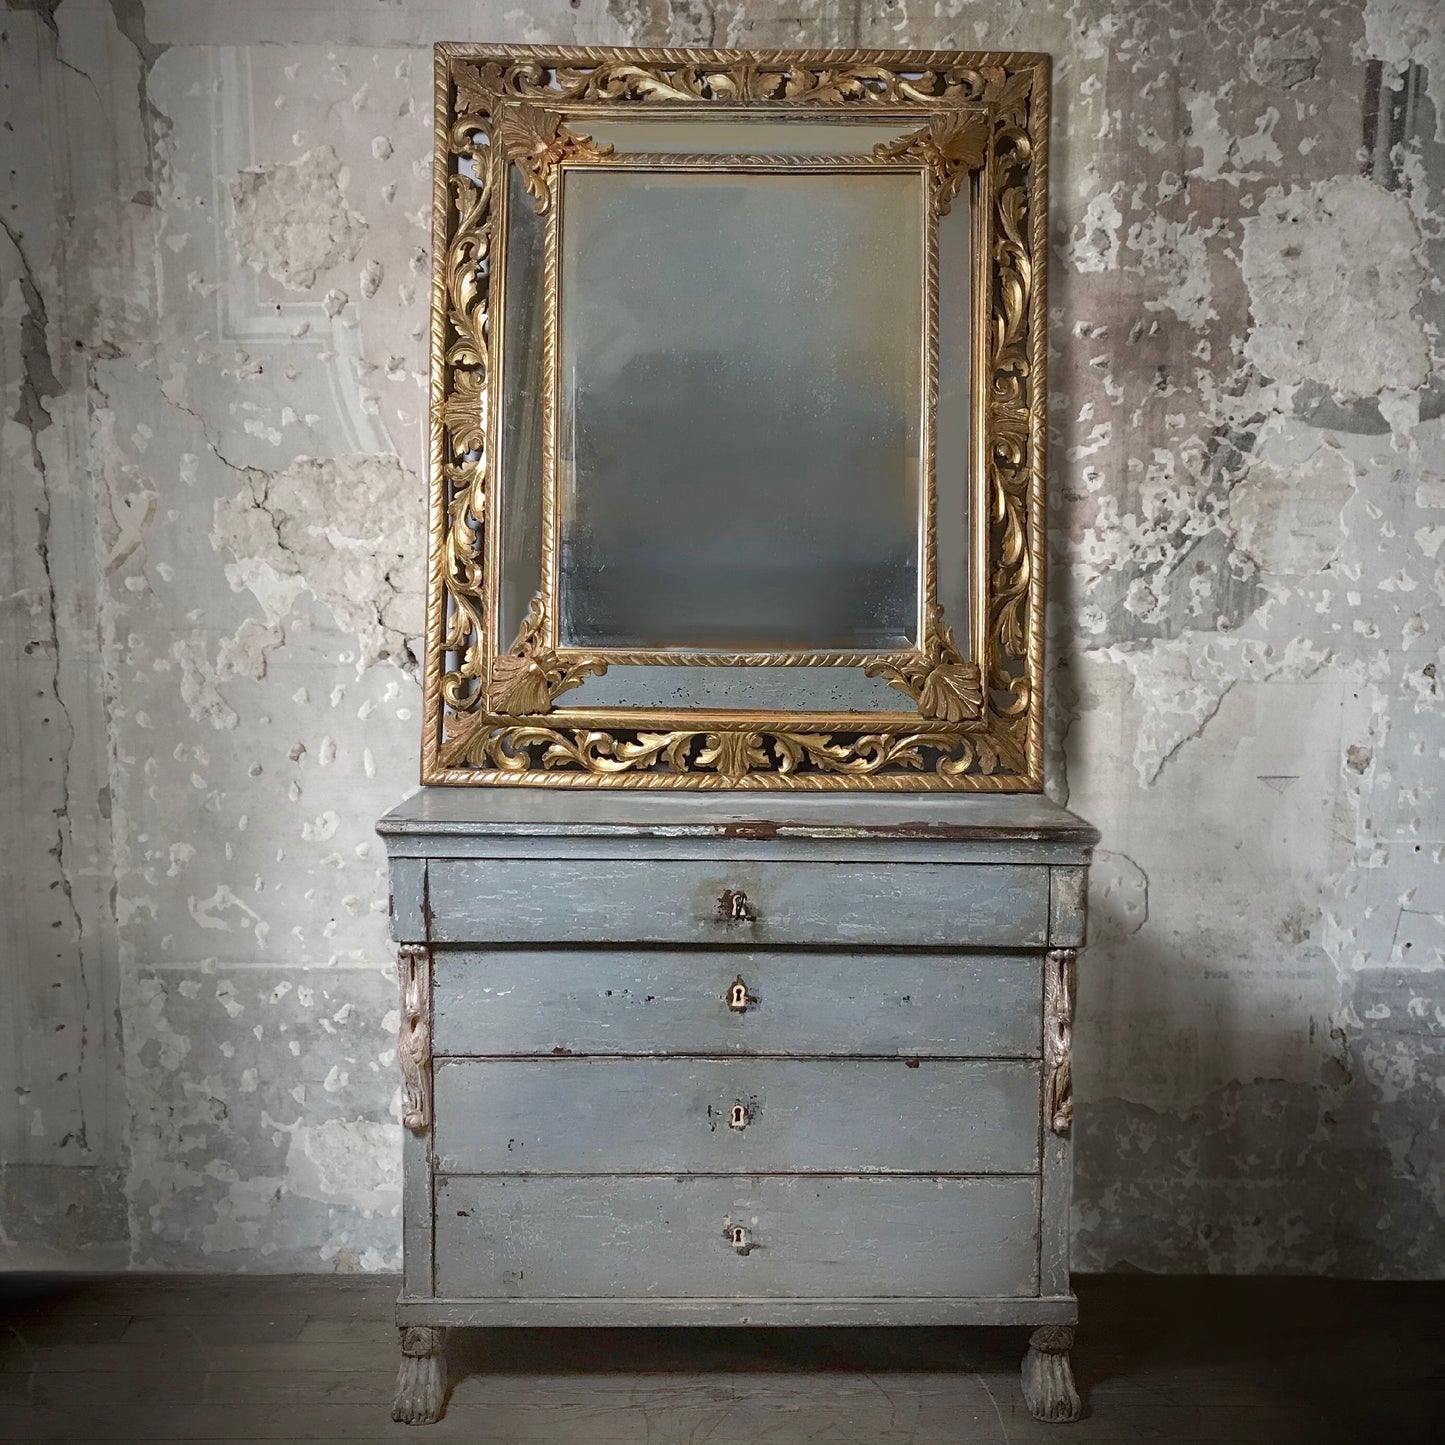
[{"left": 424, "top": 46, "right": 1048, "bottom": 789}]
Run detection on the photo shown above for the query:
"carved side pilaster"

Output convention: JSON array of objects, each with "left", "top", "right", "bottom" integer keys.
[
  {"left": 397, "top": 943, "right": 432, "bottom": 1133},
  {"left": 1044, "top": 947, "right": 1074, "bottom": 1134}
]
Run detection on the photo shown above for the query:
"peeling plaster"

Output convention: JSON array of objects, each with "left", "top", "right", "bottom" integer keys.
[
  {"left": 230, "top": 146, "right": 368, "bottom": 292},
  {"left": 4, "top": 0, "right": 1444, "bottom": 1278},
  {"left": 213, "top": 452, "right": 424, "bottom": 672},
  {"left": 1249, "top": 28, "right": 1323, "bottom": 91},
  {"left": 1363, "top": 0, "right": 1445, "bottom": 142},
  {"left": 1223, "top": 444, "right": 1357, "bottom": 575},
  {"left": 1242, "top": 177, "right": 1429, "bottom": 399}
]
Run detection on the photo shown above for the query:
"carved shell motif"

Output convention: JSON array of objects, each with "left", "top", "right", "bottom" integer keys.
[
  {"left": 496, "top": 106, "right": 614, "bottom": 213},
  {"left": 486, "top": 594, "right": 608, "bottom": 715},
  {"left": 487, "top": 651, "right": 554, "bottom": 716},
  {"left": 919, "top": 662, "right": 985, "bottom": 723},
  {"left": 872, "top": 110, "right": 990, "bottom": 216},
  {"left": 863, "top": 607, "right": 983, "bottom": 723}
]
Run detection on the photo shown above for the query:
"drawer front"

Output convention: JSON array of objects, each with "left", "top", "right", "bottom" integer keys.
[
  {"left": 426, "top": 858, "right": 1049, "bottom": 947},
  {"left": 435, "top": 1175, "right": 1040, "bottom": 1299},
  {"left": 433, "top": 1058, "right": 1040, "bottom": 1175},
  {"left": 433, "top": 949, "right": 1043, "bottom": 1058}
]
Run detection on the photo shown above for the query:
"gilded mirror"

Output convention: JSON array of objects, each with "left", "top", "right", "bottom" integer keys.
[{"left": 423, "top": 45, "right": 1049, "bottom": 789}]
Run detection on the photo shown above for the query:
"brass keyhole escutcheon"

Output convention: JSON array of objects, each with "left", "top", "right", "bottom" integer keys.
[
  {"left": 726, "top": 1224, "right": 755, "bottom": 1255},
  {"left": 729, "top": 1103, "right": 750, "bottom": 1130},
  {"left": 717, "top": 888, "right": 756, "bottom": 923},
  {"left": 726, "top": 976, "right": 751, "bottom": 1013}
]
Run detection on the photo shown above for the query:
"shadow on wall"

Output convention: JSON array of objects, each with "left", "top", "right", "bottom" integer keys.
[{"left": 1073, "top": 890, "right": 1445, "bottom": 1279}]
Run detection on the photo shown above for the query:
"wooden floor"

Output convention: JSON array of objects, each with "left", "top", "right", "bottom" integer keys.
[{"left": 1, "top": 1274, "right": 1442, "bottom": 1443}]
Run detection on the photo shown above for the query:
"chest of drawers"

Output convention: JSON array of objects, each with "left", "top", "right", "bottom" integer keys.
[{"left": 378, "top": 790, "right": 1097, "bottom": 1425}]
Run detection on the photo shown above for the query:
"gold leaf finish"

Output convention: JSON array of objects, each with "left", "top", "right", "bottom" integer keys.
[
  {"left": 696, "top": 732, "right": 770, "bottom": 782},
  {"left": 497, "top": 105, "right": 614, "bottom": 213},
  {"left": 873, "top": 110, "right": 990, "bottom": 215},
  {"left": 863, "top": 606, "right": 983, "bottom": 724},
  {"left": 486, "top": 596, "right": 608, "bottom": 715},
  {"left": 423, "top": 45, "right": 1049, "bottom": 789}
]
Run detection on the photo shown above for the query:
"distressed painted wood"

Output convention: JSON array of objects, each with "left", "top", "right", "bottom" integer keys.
[
  {"left": 396, "top": 833, "right": 1092, "bottom": 865},
  {"left": 432, "top": 948, "right": 1043, "bottom": 1059},
  {"left": 433, "top": 1058, "right": 1041, "bottom": 1175},
  {"left": 426, "top": 858, "right": 1051, "bottom": 947},
  {"left": 388, "top": 856, "right": 427, "bottom": 942},
  {"left": 401, "top": 1125, "right": 432, "bottom": 1299},
  {"left": 380, "top": 788, "right": 1100, "bottom": 845},
  {"left": 434, "top": 1175, "right": 1040, "bottom": 1300},
  {"left": 377, "top": 788, "right": 1097, "bottom": 1427},
  {"left": 1040, "top": 1128, "right": 1073, "bottom": 1298},
  {"left": 1048, "top": 865, "right": 1088, "bottom": 947},
  {"left": 395, "top": 1293, "right": 1081, "bottom": 1328}
]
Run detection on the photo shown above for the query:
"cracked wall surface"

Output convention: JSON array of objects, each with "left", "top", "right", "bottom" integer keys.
[{"left": 2, "top": 0, "right": 1442, "bottom": 1275}]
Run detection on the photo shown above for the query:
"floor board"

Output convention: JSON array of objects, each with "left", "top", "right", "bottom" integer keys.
[{"left": 0, "top": 1275, "right": 1441, "bottom": 1442}]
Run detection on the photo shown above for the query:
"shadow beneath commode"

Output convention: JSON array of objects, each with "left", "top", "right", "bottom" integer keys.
[{"left": 443, "top": 1323, "right": 1030, "bottom": 1379}]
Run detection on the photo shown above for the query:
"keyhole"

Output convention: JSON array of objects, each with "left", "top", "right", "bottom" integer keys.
[
  {"left": 717, "top": 889, "right": 755, "bottom": 922},
  {"left": 729, "top": 1103, "right": 749, "bottom": 1130},
  {"left": 727, "top": 976, "right": 750, "bottom": 1012}
]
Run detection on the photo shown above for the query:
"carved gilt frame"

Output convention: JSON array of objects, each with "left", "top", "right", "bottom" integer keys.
[{"left": 422, "top": 44, "right": 1049, "bottom": 790}]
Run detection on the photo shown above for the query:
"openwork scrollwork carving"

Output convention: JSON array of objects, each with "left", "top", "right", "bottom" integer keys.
[
  {"left": 496, "top": 106, "right": 614, "bottom": 213},
  {"left": 487, "top": 595, "right": 607, "bottom": 715},
  {"left": 872, "top": 110, "right": 990, "bottom": 215},
  {"left": 423, "top": 45, "right": 1049, "bottom": 789}
]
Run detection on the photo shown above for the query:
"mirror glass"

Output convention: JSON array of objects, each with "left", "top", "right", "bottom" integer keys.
[
  {"left": 556, "top": 167, "right": 925, "bottom": 653},
  {"left": 497, "top": 165, "right": 546, "bottom": 650}
]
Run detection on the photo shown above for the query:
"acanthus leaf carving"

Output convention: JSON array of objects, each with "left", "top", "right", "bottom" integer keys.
[
  {"left": 1044, "top": 947, "right": 1075, "bottom": 1134},
  {"left": 486, "top": 595, "right": 607, "bottom": 715},
  {"left": 872, "top": 109, "right": 990, "bottom": 215},
  {"left": 455, "top": 52, "right": 1037, "bottom": 109},
  {"left": 397, "top": 943, "right": 432, "bottom": 1133},
  {"left": 497, "top": 105, "right": 614, "bottom": 213},
  {"left": 428, "top": 49, "right": 1045, "bottom": 788},
  {"left": 696, "top": 731, "right": 770, "bottom": 782},
  {"left": 863, "top": 605, "right": 983, "bottom": 723}
]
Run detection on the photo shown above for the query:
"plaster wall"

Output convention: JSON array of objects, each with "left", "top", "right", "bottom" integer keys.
[{"left": 1, "top": 0, "right": 1442, "bottom": 1275}]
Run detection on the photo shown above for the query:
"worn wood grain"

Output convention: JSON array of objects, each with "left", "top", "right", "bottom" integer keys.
[
  {"left": 6, "top": 1275, "right": 1442, "bottom": 1442},
  {"left": 433, "top": 1175, "right": 1041, "bottom": 1301},
  {"left": 379, "top": 788, "right": 1100, "bottom": 843},
  {"left": 1048, "top": 865, "right": 1088, "bottom": 947},
  {"left": 387, "top": 857, "right": 426, "bottom": 943},
  {"left": 433, "top": 1057, "right": 1042, "bottom": 1175},
  {"left": 401, "top": 1123, "right": 432, "bottom": 1300},
  {"left": 432, "top": 948, "right": 1044, "bottom": 1059},
  {"left": 425, "top": 858, "right": 1051, "bottom": 946},
  {"left": 396, "top": 1295, "right": 1079, "bottom": 1328},
  {"left": 1040, "top": 1129, "right": 1073, "bottom": 1298}
]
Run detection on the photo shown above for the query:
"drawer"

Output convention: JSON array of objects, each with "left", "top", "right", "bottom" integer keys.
[
  {"left": 435, "top": 1174, "right": 1040, "bottom": 1299},
  {"left": 433, "top": 949, "right": 1043, "bottom": 1058},
  {"left": 425, "top": 858, "right": 1049, "bottom": 947},
  {"left": 433, "top": 1058, "right": 1040, "bottom": 1175}
]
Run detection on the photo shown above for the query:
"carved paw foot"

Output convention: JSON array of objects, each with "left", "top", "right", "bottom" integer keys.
[
  {"left": 1021, "top": 1325, "right": 1081, "bottom": 1423},
  {"left": 392, "top": 1326, "right": 447, "bottom": 1425}
]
